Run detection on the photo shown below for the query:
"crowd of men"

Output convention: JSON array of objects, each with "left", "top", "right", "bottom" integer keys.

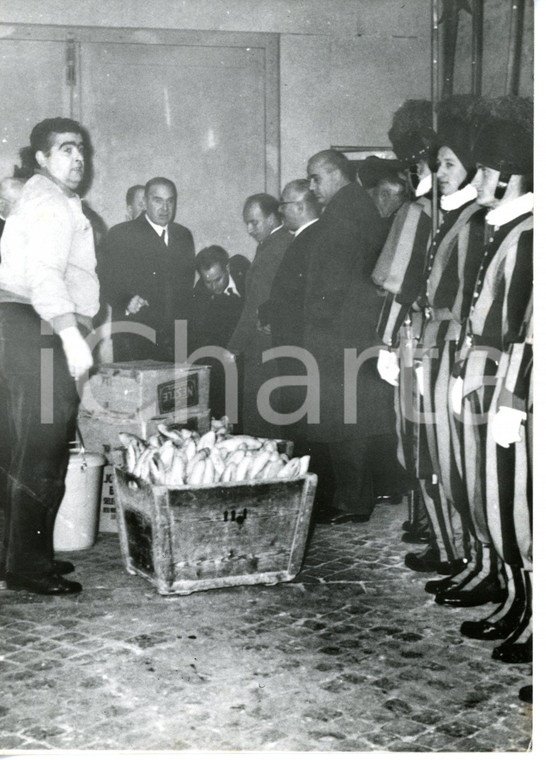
[{"left": 0, "top": 96, "right": 533, "bottom": 703}]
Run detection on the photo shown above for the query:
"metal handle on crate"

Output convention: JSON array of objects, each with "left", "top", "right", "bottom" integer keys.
[{"left": 69, "top": 424, "right": 88, "bottom": 471}]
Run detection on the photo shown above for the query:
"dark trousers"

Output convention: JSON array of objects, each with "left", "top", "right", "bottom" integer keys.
[
  {"left": 0, "top": 304, "right": 79, "bottom": 576},
  {"left": 329, "top": 433, "right": 404, "bottom": 516}
]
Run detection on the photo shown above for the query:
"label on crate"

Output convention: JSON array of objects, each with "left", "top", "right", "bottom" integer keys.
[
  {"left": 99, "top": 464, "right": 118, "bottom": 533},
  {"left": 157, "top": 372, "right": 199, "bottom": 414}
]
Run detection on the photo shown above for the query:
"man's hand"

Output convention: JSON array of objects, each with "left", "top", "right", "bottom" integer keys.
[
  {"left": 377, "top": 349, "right": 400, "bottom": 387},
  {"left": 492, "top": 406, "right": 527, "bottom": 448},
  {"left": 125, "top": 295, "right": 149, "bottom": 315},
  {"left": 59, "top": 326, "right": 94, "bottom": 380}
]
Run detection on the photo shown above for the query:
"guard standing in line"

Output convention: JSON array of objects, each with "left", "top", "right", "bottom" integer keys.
[
  {"left": 447, "top": 97, "right": 533, "bottom": 663},
  {"left": 373, "top": 99, "right": 437, "bottom": 543}
]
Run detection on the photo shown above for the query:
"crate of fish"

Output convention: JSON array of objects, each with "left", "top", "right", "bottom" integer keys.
[{"left": 113, "top": 423, "right": 316, "bottom": 595}]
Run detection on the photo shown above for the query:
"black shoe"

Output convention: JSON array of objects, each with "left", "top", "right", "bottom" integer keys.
[
  {"left": 424, "top": 573, "right": 464, "bottom": 594},
  {"left": 401, "top": 531, "right": 430, "bottom": 544},
  {"left": 329, "top": 511, "right": 371, "bottom": 525},
  {"left": 1, "top": 559, "right": 75, "bottom": 581},
  {"left": 460, "top": 594, "right": 527, "bottom": 640},
  {"left": 435, "top": 576, "right": 506, "bottom": 608},
  {"left": 53, "top": 560, "right": 75, "bottom": 576},
  {"left": 376, "top": 494, "right": 404, "bottom": 505},
  {"left": 519, "top": 685, "right": 532, "bottom": 703},
  {"left": 460, "top": 618, "right": 518, "bottom": 641},
  {"left": 405, "top": 548, "right": 466, "bottom": 575},
  {"left": 492, "top": 636, "right": 532, "bottom": 664},
  {"left": 6, "top": 572, "right": 82, "bottom": 595}
]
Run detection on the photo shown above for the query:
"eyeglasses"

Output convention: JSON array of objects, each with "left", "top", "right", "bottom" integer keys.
[{"left": 278, "top": 201, "right": 299, "bottom": 208}]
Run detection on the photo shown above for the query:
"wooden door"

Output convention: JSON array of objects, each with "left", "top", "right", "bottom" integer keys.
[
  {"left": 80, "top": 38, "right": 274, "bottom": 259},
  {"left": 0, "top": 25, "right": 279, "bottom": 262},
  {"left": 0, "top": 37, "right": 71, "bottom": 178}
]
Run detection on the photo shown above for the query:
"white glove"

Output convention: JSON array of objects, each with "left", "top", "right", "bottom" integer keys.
[
  {"left": 451, "top": 376, "right": 464, "bottom": 415},
  {"left": 59, "top": 326, "right": 94, "bottom": 380},
  {"left": 125, "top": 295, "right": 149, "bottom": 315},
  {"left": 414, "top": 364, "right": 424, "bottom": 397},
  {"left": 377, "top": 349, "right": 400, "bottom": 387},
  {"left": 492, "top": 406, "right": 527, "bottom": 448}
]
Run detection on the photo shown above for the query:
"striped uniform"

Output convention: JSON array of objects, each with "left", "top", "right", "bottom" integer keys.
[
  {"left": 372, "top": 199, "right": 431, "bottom": 532},
  {"left": 457, "top": 205, "right": 533, "bottom": 550},
  {"left": 486, "top": 295, "right": 532, "bottom": 571},
  {"left": 420, "top": 197, "right": 486, "bottom": 562}
]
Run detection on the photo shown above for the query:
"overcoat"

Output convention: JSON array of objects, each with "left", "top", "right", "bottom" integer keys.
[
  {"left": 303, "top": 182, "right": 392, "bottom": 442},
  {"left": 100, "top": 213, "right": 195, "bottom": 360}
]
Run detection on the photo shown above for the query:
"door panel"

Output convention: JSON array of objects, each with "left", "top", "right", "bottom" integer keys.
[
  {"left": 81, "top": 41, "right": 269, "bottom": 260},
  {"left": 0, "top": 39, "right": 70, "bottom": 178}
]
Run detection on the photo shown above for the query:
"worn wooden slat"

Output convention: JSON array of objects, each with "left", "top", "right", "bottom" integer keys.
[{"left": 114, "top": 468, "right": 317, "bottom": 595}]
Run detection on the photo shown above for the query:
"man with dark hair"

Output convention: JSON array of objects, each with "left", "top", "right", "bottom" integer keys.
[
  {"left": 0, "top": 116, "right": 99, "bottom": 594},
  {"left": 189, "top": 246, "right": 249, "bottom": 420},
  {"left": 100, "top": 176, "right": 195, "bottom": 361},
  {"left": 227, "top": 193, "right": 292, "bottom": 436},
  {"left": 304, "top": 149, "right": 393, "bottom": 524},
  {"left": 125, "top": 184, "right": 146, "bottom": 221}
]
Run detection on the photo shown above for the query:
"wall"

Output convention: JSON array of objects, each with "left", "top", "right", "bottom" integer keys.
[
  {"left": 0, "top": 0, "right": 433, "bottom": 187},
  {"left": 0, "top": 0, "right": 534, "bottom": 187}
]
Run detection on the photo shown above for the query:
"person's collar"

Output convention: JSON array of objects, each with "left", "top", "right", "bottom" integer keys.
[
  {"left": 294, "top": 218, "right": 319, "bottom": 237},
  {"left": 145, "top": 214, "right": 169, "bottom": 238},
  {"left": 36, "top": 168, "right": 79, "bottom": 198},
  {"left": 414, "top": 174, "right": 432, "bottom": 198},
  {"left": 485, "top": 192, "right": 533, "bottom": 227},
  {"left": 269, "top": 223, "right": 284, "bottom": 236},
  {"left": 224, "top": 274, "right": 240, "bottom": 297},
  {"left": 440, "top": 183, "right": 478, "bottom": 211}
]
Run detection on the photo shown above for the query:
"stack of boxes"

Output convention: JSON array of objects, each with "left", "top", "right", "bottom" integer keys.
[{"left": 78, "top": 360, "right": 210, "bottom": 531}]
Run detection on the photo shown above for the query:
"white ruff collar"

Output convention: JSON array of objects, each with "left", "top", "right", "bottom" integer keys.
[
  {"left": 440, "top": 183, "right": 478, "bottom": 211},
  {"left": 485, "top": 192, "right": 534, "bottom": 227},
  {"left": 414, "top": 174, "right": 432, "bottom": 197}
]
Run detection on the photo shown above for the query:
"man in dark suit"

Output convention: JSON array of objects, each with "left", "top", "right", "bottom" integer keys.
[
  {"left": 0, "top": 178, "right": 24, "bottom": 246},
  {"left": 227, "top": 193, "right": 292, "bottom": 436},
  {"left": 304, "top": 149, "right": 394, "bottom": 524},
  {"left": 100, "top": 176, "right": 195, "bottom": 361},
  {"left": 189, "top": 246, "right": 249, "bottom": 420}
]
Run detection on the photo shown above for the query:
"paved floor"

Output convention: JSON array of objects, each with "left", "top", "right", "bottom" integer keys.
[{"left": 0, "top": 498, "right": 532, "bottom": 753}]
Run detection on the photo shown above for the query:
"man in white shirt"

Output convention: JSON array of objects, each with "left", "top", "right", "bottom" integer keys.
[{"left": 0, "top": 117, "right": 99, "bottom": 594}]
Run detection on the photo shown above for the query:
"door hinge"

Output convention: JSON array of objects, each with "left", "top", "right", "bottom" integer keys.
[{"left": 66, "top": 38, "right": 77, "bottom": 87}]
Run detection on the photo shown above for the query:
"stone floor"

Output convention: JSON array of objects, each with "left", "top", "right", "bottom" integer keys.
[{"left": 0, "top": 498, "right": 533, "bottom": 754}]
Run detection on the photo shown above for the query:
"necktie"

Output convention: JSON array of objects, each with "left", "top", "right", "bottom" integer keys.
[
  {"left": 160, "top": 229, "right": 167, "bottom": 246},
  {"left": 226, "top": 287, "right": 233, "bottom": 296}
]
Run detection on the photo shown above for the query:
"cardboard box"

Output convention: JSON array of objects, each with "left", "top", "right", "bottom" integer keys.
[
  {"left": 78, "top": 407, "right": 211, "bottom": 466},
  {"left": 80, "top": 361, "right": 210, "bottom": 421},
  {"left": 114, "top": 468, "right": 317, "bottom": 595}
]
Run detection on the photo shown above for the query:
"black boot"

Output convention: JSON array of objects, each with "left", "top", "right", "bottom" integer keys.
[
  {"left": 460, "top": 566, "right": 526, "bottom": 640},
  {"left": 491, "top": 572, "right": 532, "bottom": 664}
]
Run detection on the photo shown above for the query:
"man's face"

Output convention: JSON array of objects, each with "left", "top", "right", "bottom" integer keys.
[
  {"left": 200, "top": 263, "right": 230, "bottom": 295},
  {"left": 146, "top": 183, "right": 176, "bottom": 226},
  {"left": 472, "top": 165, "right": 502, "bottom": 208},
  {"left": 128, "top": 188, "right": 146, "bottom": 220},
  {"left": 243, "top": 203, "right": 276, "bottom": 243},
  {"left": 279, "top": 190, "right": 303, "bottom": 232},
  {"left": 307, "top": 158, "right": 340, "bottom": 206},
  {"left": 37, "top": 132, "right": 84, "bottom": 190},
  {"left": 436, "top": 146, "right": 468, "bottom": 196}
]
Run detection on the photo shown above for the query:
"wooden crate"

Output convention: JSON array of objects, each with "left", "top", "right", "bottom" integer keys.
[
  {"left": 114, "top": 468, "right": 317, "bottom": 595},
  {"left": 78, "top": 408, "right": 211, "bottom": 466},
  {"left": 80, "top": 361, "right": 210, "bottom": 421}
]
